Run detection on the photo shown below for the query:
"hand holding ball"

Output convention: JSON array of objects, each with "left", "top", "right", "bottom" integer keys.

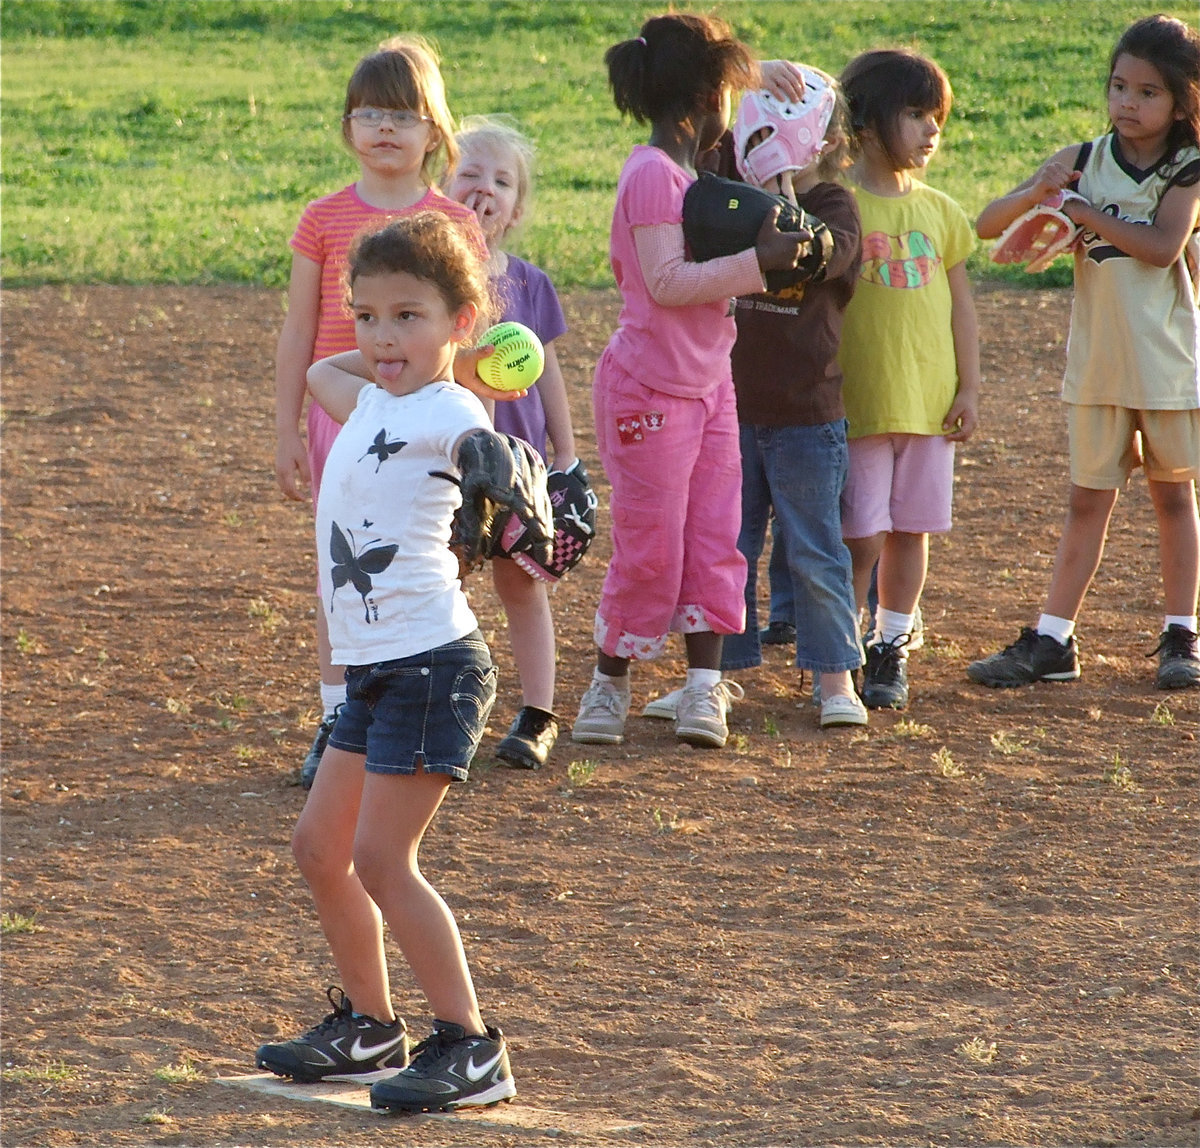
[{"left": 475, "top": 322, "right": 545, "bottom": 392}]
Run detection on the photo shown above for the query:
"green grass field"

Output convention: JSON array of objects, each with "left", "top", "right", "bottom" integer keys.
[{"left": 2, "top": 0, "right": 1192, "bottom": 289}]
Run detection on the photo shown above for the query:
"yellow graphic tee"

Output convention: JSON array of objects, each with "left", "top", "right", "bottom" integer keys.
[{"left": 838, "top": 182, "right": 974, "bottom": 438}]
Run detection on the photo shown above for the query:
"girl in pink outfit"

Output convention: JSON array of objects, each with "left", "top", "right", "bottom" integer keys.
[
  {"left": 571, "top": 13, "right": 807, "bottom": 750},
  {"left": 273, "top": 36, "right": 485, "bottom": 788}
]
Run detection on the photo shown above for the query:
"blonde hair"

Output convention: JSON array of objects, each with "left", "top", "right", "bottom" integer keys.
[
  {"left": 341, "top": 35, "right": 459, "bottom": 183},
  {"left": 450, "top": 114, "right": 537, "bottom": 216},
  {"left": 810, "top": 68, "right": 854, "bottom": 182}
]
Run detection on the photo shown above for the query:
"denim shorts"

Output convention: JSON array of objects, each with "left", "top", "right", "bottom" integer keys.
[{"left": 327, "top": 630, "right": 496, "bottom": 781}]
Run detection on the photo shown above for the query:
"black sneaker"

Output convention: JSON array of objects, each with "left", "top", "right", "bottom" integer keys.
[
  {"left": 860, "top": 635, "right": 911, "bottom": 709},
  {"left": 495, "top": 706, "right": 559, "bottom": 770},
  {"left": 759, "top": 620, "right": 796, "bottom": 646},
  {"left": 300, "top": 708, "right": 339, "bottom": 790},
  {"left": 967, "top": 627, "right": 1080, "bottom": 688},
  {"left": 256, "top": 987, "right": 409, "bottom": 1084},
  {"left": 370, "top": 1021, "right": 515, "bottom": 1113},
  {"left": 1148, "top": 624, "right": 1200, "bottom": 690}
]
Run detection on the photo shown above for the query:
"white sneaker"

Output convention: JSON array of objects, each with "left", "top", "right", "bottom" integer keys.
[
  {"left": 819, "top": 692, "right": 868, "bottom": 728},
  {"left": 641, "top": 687, "right": 684, "bottom": 720},
  {"left": 674, "top": 680, "right": 744, "bottom": 748},
  {"left": 571, "top": 679, "right": 631, "bottom": 744}
]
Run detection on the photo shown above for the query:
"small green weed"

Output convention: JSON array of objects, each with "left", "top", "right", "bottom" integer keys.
[
  {"left": 2, "top": 1060, "right": 76, "bottom": 1082},
  {"left": 763, "top": 715, "right": 779, "bottom": 737},
  {"left": 1103, "top": 754, "right": 1138, "bottom": 792},
  {"left": 652, "top": 808, "right": 680, "bottom": 834},
  {"left": 248, "top": 598, "right": 285, "bottom": 633},
  {"left": 1, "top": 911, "right": 44, "bottom": 935},
  {"left": 893, "top": 719, "right": 933, "bottom": 738},
  {"left": 1151, "top": 701, "right": 1174, "bottom": 726},
  {"left": 932, "top": 746, "right": 965, "bottom": 778},
  {"left": 154, "top": 1059, "right": 201, "bottom": 1083},
  {"left": 989, "top": 730, "right": 1028, "bottom": 756},
  {"left": 14, "top": 628, "right": 39, "bottom": 655},
  {"left": 566, "top": 759, "right": 597, "bottom": 787},
  {"left": 956, "top": 1037, "right": 998, "bottom": 1064}
]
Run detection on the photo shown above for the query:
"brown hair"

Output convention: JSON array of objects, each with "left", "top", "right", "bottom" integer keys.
[
  {"left": 1110, "top": 13, "right": 1200, "bottom": 176},
  {"left": 840, "top": 48, "right": 953, "bottom": 171},
  {"left": 347, "top": 212, "right": 495, "bottom": 333},
  {"left": 341, "top": 35, "right": 458, "bottom": 183},
  {"left": 605, "top": 12, "right": 757, "bottom": 130}
]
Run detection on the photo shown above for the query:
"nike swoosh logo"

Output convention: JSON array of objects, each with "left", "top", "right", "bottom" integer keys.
[
  {"left": 349, "top": 1033, "right": 406, "bottom": 1062},
  {"left": 464, "top": 1049, "right": 503, "bottom": 1082}
]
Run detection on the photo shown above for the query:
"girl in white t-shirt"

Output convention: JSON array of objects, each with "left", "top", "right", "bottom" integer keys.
[{"left": 256, "top": 212, "right": 541, "bottom": 1113}]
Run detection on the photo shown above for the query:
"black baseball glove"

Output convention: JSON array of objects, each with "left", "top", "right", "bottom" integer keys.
[
  {"left": 682, "top": 171, "right": 834, "bottom": 292},
  {"left": 433, "top": 430, "right": 554, "bottom": 579},
  {"left": 505, "top": 458, "right": 598, "bottom": 583}
]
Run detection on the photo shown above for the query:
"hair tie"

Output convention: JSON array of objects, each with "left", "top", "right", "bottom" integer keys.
[{"left": 636, "top": 36, "right": 647, "bottom": 45}]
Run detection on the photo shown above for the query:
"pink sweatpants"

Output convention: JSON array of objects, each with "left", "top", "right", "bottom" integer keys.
[{"left": 592, "top": 349, "right": 747, "bottom": 660}]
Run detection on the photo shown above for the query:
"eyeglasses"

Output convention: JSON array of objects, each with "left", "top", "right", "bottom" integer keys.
[{"left": 345, "top": 107, "right": 432, "bottom": 130}]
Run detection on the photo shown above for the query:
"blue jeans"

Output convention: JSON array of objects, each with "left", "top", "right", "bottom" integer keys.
[
  {"left": 722, "top": 422, "right": 863, "bottom": 674},
  {"left": 766, "top": 514, "right": 794, "bottom": 625}
]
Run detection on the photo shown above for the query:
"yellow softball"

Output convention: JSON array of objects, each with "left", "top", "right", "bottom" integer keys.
[{"left": 476, "top": 321, "right": 545, "bottom": 392}]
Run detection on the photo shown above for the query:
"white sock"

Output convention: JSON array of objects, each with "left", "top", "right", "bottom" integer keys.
[
  {"left": 685, "top": 668, "right": 722, "bottom": 690},
  {"left": 1036, "top": 614, "right": 1075, "bottom": 646},
  {"left": 593, "top": 669, "right": 630, "bottom": 693},
  {"left": 320, "top": 681, "right": 346, "bottom": 717},
  {"left": 1165, "top": 614, "right": 1198, "bottom": 634},
  {"left": 876, "top": 608, "right": 914, "bottom": 647}
]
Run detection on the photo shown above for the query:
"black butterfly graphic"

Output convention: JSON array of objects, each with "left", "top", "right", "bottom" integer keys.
[
  {"left": 359, "top": 428, "right": 407, "bottom": 471},
  {"left": 328, "top": 522, "right": 398, "bottom": 622}
]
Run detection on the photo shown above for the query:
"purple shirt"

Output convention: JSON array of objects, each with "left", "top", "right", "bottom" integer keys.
[{"left": 490, "top": 254, "right": 567, "bottom": 460}]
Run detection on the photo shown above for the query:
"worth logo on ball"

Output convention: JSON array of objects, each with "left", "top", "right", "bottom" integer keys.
[{"left": 476, "top": 321, "right": 545, "bottom": 392}]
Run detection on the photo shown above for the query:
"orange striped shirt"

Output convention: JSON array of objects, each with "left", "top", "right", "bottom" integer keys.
[{"left": 290, "top": 184, "right": 487, "bottom": 362}]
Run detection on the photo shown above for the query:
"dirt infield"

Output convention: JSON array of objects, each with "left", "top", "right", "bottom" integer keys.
[{"left": 2, "top": 284, "right": 1197, "bottom": 1147}]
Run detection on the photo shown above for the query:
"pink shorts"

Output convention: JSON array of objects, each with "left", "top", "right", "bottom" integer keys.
[{"left": 841, "top": 433, "right": 956, "bottom": 538}]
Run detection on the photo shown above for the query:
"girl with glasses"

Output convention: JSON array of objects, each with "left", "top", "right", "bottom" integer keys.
[{"left": 272, "top": 35, "right": 486, "bottom": 790}]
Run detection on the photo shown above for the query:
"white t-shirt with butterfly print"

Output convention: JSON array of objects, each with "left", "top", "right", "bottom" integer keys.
[{"left": 315, "top": 380, "right": 490, "bottom": 666}]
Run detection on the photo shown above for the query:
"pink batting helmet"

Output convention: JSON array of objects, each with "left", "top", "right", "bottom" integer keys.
[{"left": 733, "top": 65, "right": 836, "bottom": 188}]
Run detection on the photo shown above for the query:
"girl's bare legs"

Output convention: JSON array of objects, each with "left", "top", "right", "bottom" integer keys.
[
  {"left": 354, "top": 769, "right": 485, "bottom": 1035},
  {"left": 1148, "top": 478, "right": 1200, "bottom": 617},
  {"left": 684, "top": 629, "right": 722, "bottom": 670},
  {"left": 846, "top": 532, "right": 885, "bottom": 618},
  {"left": 491, "top": 558, "right": 555, "bottom": 711},
  {"left": 1042, "top": 485, "right": 1120, "bottom": 621},
  {"left": 291, "top": 746, "right": 393, "bottom": 1021},
  {"left": 877, "top": 530, "right": 929, "bottom": 619},
  {"left": 597, "top": 651, "right": 630, "bottom": 677}
]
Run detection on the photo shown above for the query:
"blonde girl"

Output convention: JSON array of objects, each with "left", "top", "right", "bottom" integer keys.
[{"left": 445, "top": 115, "right": 581, "bottom": 768}]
